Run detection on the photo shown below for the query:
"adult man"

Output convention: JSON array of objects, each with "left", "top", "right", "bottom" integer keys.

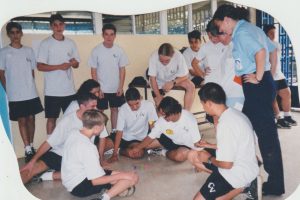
[
  {"left": 37, "top": 13, "right": 80, "bottom": 136},
  {"left": 188, "top": 83, "right": 258, "bottom": 200},
  {"left": 107, "top": 87, "right": 158, "bottom": 162},
  {"left": 89, "top": 23, "right": 129, "bottom": 133},
  {"left": 148, "top": 43, "right": 195, "bottom": 110}
]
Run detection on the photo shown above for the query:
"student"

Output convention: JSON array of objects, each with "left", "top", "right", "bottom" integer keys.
[
  {"left": 182, "top": 30, "right": 205, "bottom": 87},
  {"left": 148, "top": 43, "right": 195, "bottom": 110},
  {"left": 0, "top": 22, "right": 43, "bottom": 162},
  {"left": 188, "top": 82, "right": 259, "bottom": 200},
  {"left": 213, "top": 4, "right": 285, "bottom": 195},
  {"left": 129, "top": 96, "right": 202, "bottom": 162},
  {"left": 62, "top": 109, "right": 138, "bottom": 199},
  {"left": 20, "top": 94, "right": 107, "bottom": 184},
  {"left": 263, "top": 24, "right": 297, "bottom": 128},
  {"left": 106, "top": 87, "right": 158, "bottom": 162},
  {"left": 89, "top": 23, "right": 129, "bottom": 133},
  {"left": 37, "top": 13, "right": 80, "bottom": 136}
]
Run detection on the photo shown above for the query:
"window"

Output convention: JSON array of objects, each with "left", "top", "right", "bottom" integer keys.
[
  {"left": 135, "top": 12, "right": 160, "bottom": 34},
  {"left": 192, "top": 1, "right": 211, "bottom": 34},
  {"left": 102, "top": 15, "right": 132, "bottom": 34},
  {"left": 167, "top": 6, "right": 188, "bottom": 34}
]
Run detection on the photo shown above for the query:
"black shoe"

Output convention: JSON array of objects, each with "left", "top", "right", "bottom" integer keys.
[
  {"left": 25, "top": 151, "right": 34, "bottom": 163},
  {"left": 31, "top": 147, "right": 36, "bottom": 154},
  {"left": 276, "top": 118, "right": 292, "bottom": 129},
  {"left": 284, "top": 116, "right": 297, "bottom": 126},
  {"left": 244, "top": 178, "right": 258, "bottom": 200}
]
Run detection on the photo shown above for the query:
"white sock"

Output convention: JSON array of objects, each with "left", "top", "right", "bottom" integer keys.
[
  {"left": 284, "top": 112, "right": 291, "bottom": 117},
  {"left": 101, "top": 193, "right": 110, "bottom": 200},
  {"left": 25, "top": 145, "right": 32, "bottom": 153},
  {"left": 40, "top": 171, "right": 54, "bottom": 181}
]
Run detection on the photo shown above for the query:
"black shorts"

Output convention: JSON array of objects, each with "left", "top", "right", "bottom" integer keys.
[
  {"left": 157, "top": 134, "right": 190, "bottom": 151},
  {"left": 151, "top": 89, "right": 165, "bottom": 98},
  {"left": 200, "top": 167, "right": 234, "bottom": 199},
  {"left": 275, "top": 79, "right": 288, "bottom": 90},
  {"left": 44, "top": 95, "right": 76, "bottom": 118},
  {"left": 108, "top": 132, "right": 141, "bottom": 149},
  {"left": 71, "top": 170, "right": 112, "bottom": 197},
  {"left": 9, "top": 97, "right": 43, "bottom": 121},
  {"left": 191, "top": 76, "right": 204, "bottom": 87},
  {"left": 40, "top": 151, "right": 62, "bottom": 171},
  {"left": 98, "top": 93, "right": 125, "bottom": 110}
]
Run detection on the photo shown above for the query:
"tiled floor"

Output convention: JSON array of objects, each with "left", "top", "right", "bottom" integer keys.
[{"left": 20, "top": 112, "right": 300, "bottom": 200}]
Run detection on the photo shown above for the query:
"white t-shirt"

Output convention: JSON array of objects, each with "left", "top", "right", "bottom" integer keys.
[
  {"left": 47, "top": 111, "right": 108, "bottom": 156},
  {"left": 63, "top": 100, "right": 79, "bottom": 116},
  {"left": 37, "top": 36, "right": 80, "bottom": 96},
  {"left": 219, "top": 43, "right": 244, "bottom": 110},
  {"left": 148, "top": 110, "right": 201, "bottom": 149},
  {"left": 117, "top": 100, "right": 158, "bottom": 141},
  {"left": 216, "top": 108, "right": 259, "bottom": 188},
  {"left": 88, "top": 43, "right": 129, "bottom": 93},
  {"left": 0, "top": 45, "right": 38, "bottom": 101},
  {"left": 199, "top": 41, "right": 227, "bottom": 84},
  {"left": 272, "top": 41, "right": 286, "bottom": 81},
  {"left": 182, "top": 47, "right": 203, "bottom": 80},
  {"left": 62, "top": 131, "right": 106, "bottom": 192},
  {"left": 148, "top": 50, "right": 188, "bottom": 89}
]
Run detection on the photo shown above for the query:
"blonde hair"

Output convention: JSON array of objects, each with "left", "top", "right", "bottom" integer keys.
[{"left": 82, "top": 110, "right": 108, "bottom": 129}]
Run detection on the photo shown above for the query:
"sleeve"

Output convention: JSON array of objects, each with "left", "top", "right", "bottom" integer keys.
[
  {"left": 148, "top": 118, "right": 164, "bottom": 139},
  {"left": 215, "top": 123, "right": 237, "bottom": 162},
  {"left": 116, "top": 107, "right": 126, "bottom": 131},
  {"left": 47, "top": 118, "right": 66, "bottom": 148},
  {"left": 236, "top": 31, "right": 264, "bottom": 59},
  {"left": 30, "top": 48, "right": 37, "bottom": 70},
  {"left": 183, "top": 50, "right": 193, "bottom": 69},
  {"left": 82, "top": 146, "right": 106, "bottom": 180},
  {"left": 100, "top": 127, "right": 109, "bottom": 138},
  {"left": 147, "top": 52, "right": 157, "bottom": 77},
  {"left": 88, "top": 47, "right": 98, "bottom": 69},
  {"left": 188, "top": 115, "right": 201, "bottom": 143},
  {"left": 176, "top": 53, "right": 189, "bottom": 77},
  {"left": 36, "top": 40, "right": 48, "bottom": 63},
  {"left": 71, "top": 40, "right": 81, "bottom": 62},
  {"left": 0, "top": 50, "right": 6, "bottom": 70},
  {"left": 266, "top": 38, "right": 276, "bottom": 53},
  {"left": 118, "top": 48, "right": 129, "bottom": 68},
  {"left": 147, "top": 102, "right": 158, "bottom": 122}
]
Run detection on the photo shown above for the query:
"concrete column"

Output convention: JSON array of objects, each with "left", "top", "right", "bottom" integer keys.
[
  {"left": 211, "top": 0, "right": 218, "bottom": 16},
  {"left": 131, "top": 15, "right": 136, "bottom": 35},
  {"left": 187, "top": 4, "right": 193, "bottom": 32},
  {"left": 249, "top": 8, "right": 256, "bottom": 24},
  {"left": 160, "top": 10, "right": 168, "bottom": 35},
  {"left": 92, "top": 12, "right": 103, "bottom": 34}
]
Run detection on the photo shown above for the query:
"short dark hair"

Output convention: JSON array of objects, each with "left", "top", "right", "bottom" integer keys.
[
  {"left": 82, "top": 109, "right": 106, "bottom": 129},
  {"left": 188, "top": 30, "right": 201, "bottom": 41},
  {"left": 198, "top": 82, "right": 226, "bottom": 104},
  {"left": 49, "top": 13, "right": 65, "bottom": 25},
  {"left": 102, "top": 23, "right": 117, "bottom": 34},
  {"left": 77, "top": 93, "right": 98, "bottom": 106},
  {"left": 125, "top": 87, "right": 141, "bottom": 101},
  {"left": 158, "top": 96, "right": 182, "bottom": 117},
  {"left": 263, "top": 24, "right": 276, "bottom": 35},
  {"left": 6, "top": 22, "right": 22, "bottom": 34},
  {"left": 158, "top": 43, "right": 174, "bottom": 57},
  {"left": 213, "top": 4, "right": 249, "bottom": 22},
  {"left": 77, "top": 79, "right": 100, "bottom": 96},
  {"left": 206, "top": 20, "right": 221, "bottom": 36}
]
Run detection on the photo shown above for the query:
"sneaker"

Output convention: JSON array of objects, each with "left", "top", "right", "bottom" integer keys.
[
  {"left": 284, "top": 116, "right": 297, "bottom": 126},
  {"left": 90, "top": 189, "right": 106, "bottom": 200},
  {"left": 244, "top": 178, "right": 258, "bottom": 200},
  {"left": 147, "top": 148, "right": 167, "bottom": 156},
  {"left": 25, "top": 151, "right": 34, "bottom": 163},
  {"left": 28, "top": 175, "right": 42, "bottom": 185},
  {"left": 276, "top": 118, "right": 291, "bottom": 129},
  {"left": 31, "top": 147, "right": 36, "bottom": 154}
]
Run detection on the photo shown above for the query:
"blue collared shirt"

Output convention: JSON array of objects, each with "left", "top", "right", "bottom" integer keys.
[{"left": 232, "top": 20, "right": 276, "bottom": 76}]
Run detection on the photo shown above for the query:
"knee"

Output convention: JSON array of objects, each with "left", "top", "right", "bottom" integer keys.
[
  {"left": 173, "top": 153, "right": 187, "bottom": 162},
  {"left": 187, "top": 150, "right": 198, "bottom": 163},
  {"left": 185, "top": 80, "right": 195, "bottom": 92}
]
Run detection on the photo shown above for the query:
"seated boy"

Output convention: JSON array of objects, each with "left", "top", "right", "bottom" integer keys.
[
  {"left": 107, "top": 87, "right": 158, "bottom": 162},
  {"left": 188, "top": 83, "right": 259, "bottom": 200},
  {"left": 129, "top": 96, "right": 202, "bottom": 162},
  {"left": 62, "top": 109, "right": 138, "bottom": 199}
]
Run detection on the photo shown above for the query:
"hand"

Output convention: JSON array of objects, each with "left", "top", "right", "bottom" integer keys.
[
  {"left": 201, "top": 151, "right": 213, "bottom": 162},
  {"left": 61, "top": 62, "right": 71, "bottom": 70},
  {"left": 20, "top": 160, "right": 35, "bottom": 177},
  {"left": 195, "top": 140, "right": 209, "bottom": 148},
  {"left": 162, "top": 81, "right": 174, "bottom": 92},
  {"left": 99, "top": 89, "right": 104, "bottom": 99},
  {"left": 204, "top": 67, "right": 211, "bottom": 76},
  {"left": 107, "top": 154, "right": 118, "bottom": 163},
  {"left": 69, "top": 58, "right": 79, "bottom": 67},
  {"left": 243, "top": 73, "right": 260, "bottom": 84},
  {"left": 116, "top": 88, "right": 123, "bottom": 96},
  {"left": 194, "top": 162, "right": 213, "bottom": 174},
  {"left": 191, "top": 57, "right": 200, "bottom": 68}
]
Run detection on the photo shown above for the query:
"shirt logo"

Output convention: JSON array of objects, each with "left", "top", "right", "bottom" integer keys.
[
  {"left": 113, "top": 54, "right": 118, "bottom": 58},
  {"left": 26, "top": 57, "right": 32, "bottom": 63},
  {"left": 235, "top": 59, "right": 243, "bottom": 71},
  {"left": 183, "top": 126, "right": 189, "bottom": 132},
  {"left": 165, "top": 129, "right": 174, "bottom": 135}
]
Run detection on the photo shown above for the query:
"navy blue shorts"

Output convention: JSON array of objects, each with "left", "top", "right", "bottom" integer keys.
[
  {"left": 275, "top": 79, "right": 288, "bottom": 91},
  {"left": 98, "top": 93, "right": 125, "bottom": 110},
  {"left": 9, "top": 97, "right": 43, "bottom": 121},
  {"left": 40, "top": 151, "right": 62, "bottom": 171},
  {"left": 44, "top": 95, "right": 75, "bottom": 118}
]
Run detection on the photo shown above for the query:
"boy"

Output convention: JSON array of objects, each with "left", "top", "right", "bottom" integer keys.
[
  {"left": 62, "top": 109, "right": 138, "bottom": 199},
  {"left": 89, "top": 23, "right": 129, "bottom": 133},
  {"left": 188, "top": 83, "right": 259, "bottom": 200},
  {"left": 148, "top": 43, "right": 195, "bottom": 110},
  {"left": 182, "top": 30, "right": 205, "bottom": 87},
  {"left": 20, "top": 93, "right": 108, "bottom": 184},
  {"left": 0, "top": 22, "right": 43, "bottom": 162},
  {"left": 107, "top": 87, "right": 158, "bottom": 162},
  {"left": 129, "top": 96, "right": 202, "bottom": 162},
  {"left": 37, "top": 13, "right": 80, "bottom": 136}
]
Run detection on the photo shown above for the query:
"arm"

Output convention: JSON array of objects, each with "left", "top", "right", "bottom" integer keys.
[
  {"left": 195, "top": 140, "right": 217, "bottom": 149},
  {"left": 108, "top": 131, "right": 123, "bottom": 163},
  {"left": 191, "top": 58, "right": 205, "bottom": 77},
  {"left": 37, "top": 62, "right": 71, "bottom": 72},
  {"left": 91, "top": 68, "right": 97, "bottom": 80},
  {"left": 129, "top": 136, "right": 154, "bottom": 156},
  {"left": 210, "top": 157, "right": 233, "bottom": 169},
  {"left": 0, "top": 70, "right": 6, "bottom": 89},
  {"left": 269, "top": 49, "right": 277, "bottom": 77},
  {"left": 255, "top": 48, "right": 266, "bottom": 81},
  {"left": 98, "top": 137, "right": 106, "bottom": 165},
  {"left": 117, "top": 67, "right": 125, "bottom": 96},
  {"left": 149, "top": 76, "right": 163, "bottom": 105},
  {"left": 32, "top": 70, "right": 35, "bottom": 78}
]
